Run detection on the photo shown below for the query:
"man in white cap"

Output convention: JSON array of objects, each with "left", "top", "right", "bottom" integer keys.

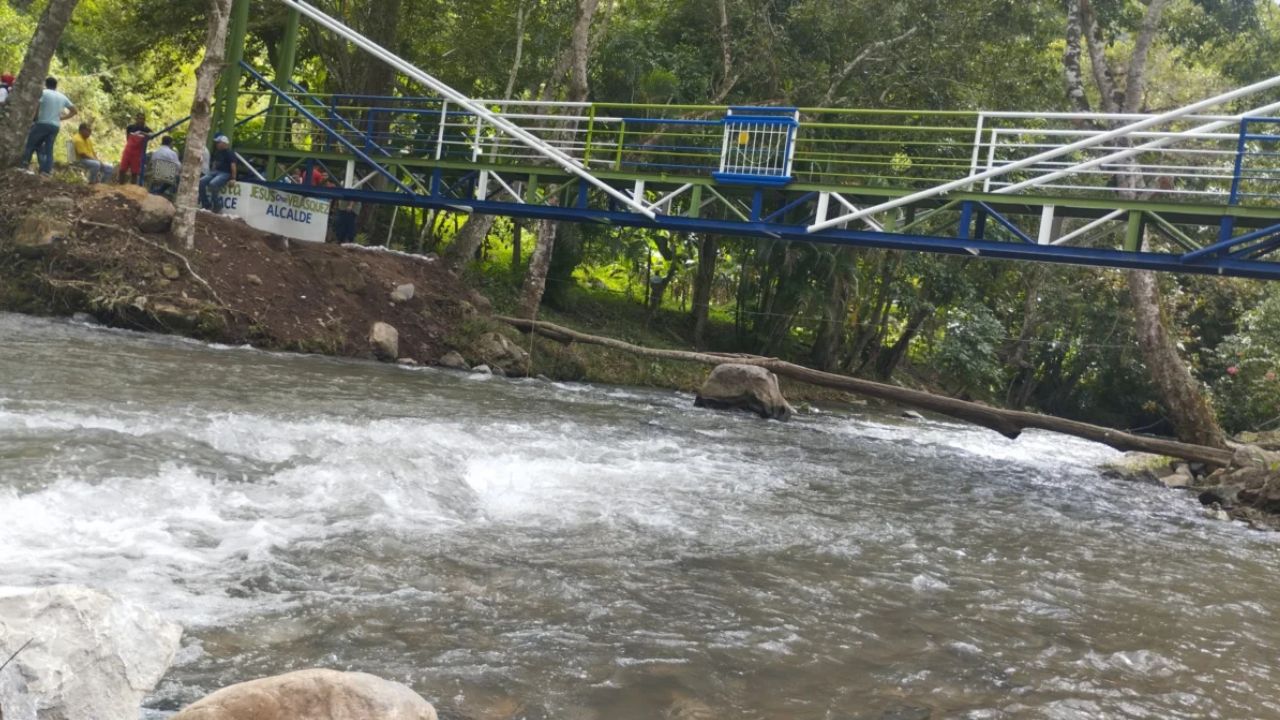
[{"left": 198, "top": 134, "right": 238, "bottom": 213}]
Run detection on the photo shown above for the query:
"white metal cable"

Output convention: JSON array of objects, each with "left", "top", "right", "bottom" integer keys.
[
  {"left": 996, "top": 96, "right": 1280, "bottom": 194},
  {"left": 278, "top": 0, "right": 656, "bottom": 219},
  {"left": 808, "top": 74, "right": 1280, "bottom": 232}
]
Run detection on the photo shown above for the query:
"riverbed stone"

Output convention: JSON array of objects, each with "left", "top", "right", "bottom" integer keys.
[
  {"left": 369, "top": 322, "right": 399, "bottom": 362},
  {"left": 1231, "top": 444, "right": 1280, "bottom": 470},
  {"left": 169, "top": 668, "right": 437, "bottom": 720},
  {"left": 472, "top": 364, "right": 493, "bottom": 375},
  {"left": 694, "top": 364, "right": 795, "bottom": 421},
  {"left": 473, "top": 331, "right": 530, "bottom": 376},
  {"left": 1163, "top": 464, "right": 1195, "bottom": 488},
  {"left": 391, "top": 283, "right": 415, "bottom": 303},
  {"left": 437, "top": 351, "right": 468, "bottom": 370},
  {"left": 0, "top": 585, "right": 182, "bottom": 720}
]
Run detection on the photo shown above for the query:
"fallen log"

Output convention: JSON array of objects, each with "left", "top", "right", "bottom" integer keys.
[{"left": 498, "top": 315, "right": 1234, "bottom": 468}]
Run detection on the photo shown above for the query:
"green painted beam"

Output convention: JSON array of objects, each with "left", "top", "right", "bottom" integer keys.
[
  {"left": 266, "top": 7, "right": 301, "bottom": 179},
  {"left": 217, "top": 0, "right": 252, "bottom": 140},
  {"left": 1125, "top": 211, "right": 1145, "bottom": 253},
  {"left": 1145, "top": 211, "right": 1202, "bottom": 251}
]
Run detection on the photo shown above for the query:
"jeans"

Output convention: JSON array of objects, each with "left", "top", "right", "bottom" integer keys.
[
  {"left": 79, "top": 159, "right": 113, "bottom": 184},
  {"left": 148, "top": 181, "right": 177, "bottom": 200},
  {"left": 22, "top": 123, "right": 59, "bottom": 174},
  {"left": 198, "top": 171, "right": 232, "bottom": 212},
  {"left": 333, "top": 210, "right": 357, "bottom": 243}
]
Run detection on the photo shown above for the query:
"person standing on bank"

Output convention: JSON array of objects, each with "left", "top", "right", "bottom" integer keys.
[
  {"left": 21, "top": 77, "right": 76, "bottom": 175},
  {"left": 198, "top": 134, "right": 238, "bottom": 213},
  {"left": 117, "top": 112, "right": 153, "bottom": 185}
]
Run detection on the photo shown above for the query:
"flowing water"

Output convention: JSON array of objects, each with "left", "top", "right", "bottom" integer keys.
[{"left": 1, "top": 312, "right": 1278, "bottom": 719}]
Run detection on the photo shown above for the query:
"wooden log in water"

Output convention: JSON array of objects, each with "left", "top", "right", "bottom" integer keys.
[{"left": 498, "top": 315, "right": 1234, "bottom": 468}]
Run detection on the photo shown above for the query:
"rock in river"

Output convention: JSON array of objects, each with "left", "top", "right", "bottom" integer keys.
[
  {"left": 694, "top": 363, "right": 795, "bottom": 421},
  {"left": 170, "top": 668, "right": 438, "bottom": 720},
  {"left": 436, "top": 350, "right": 468, "bottom": 370},
  {"left": 0, "top": 585, "right": 182, "bottom": 720}
]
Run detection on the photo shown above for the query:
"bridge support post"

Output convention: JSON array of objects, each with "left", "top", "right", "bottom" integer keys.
[
  {"left": 1037, "top": 205, "right": 1056, "bottom": 245},
  {"left": 957, "top": 201, "right": 974, "bottom": 240},
  {"left": 216, "top": 0, "right": 252, "bottom": 141},
  {"left": 1124, "top": 210, "right": 1145, "bottom": 252},
  {"left": 267, "top": 6, "right": 302, "bottom": 179}
]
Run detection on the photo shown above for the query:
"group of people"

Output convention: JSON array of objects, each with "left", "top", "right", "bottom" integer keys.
[
  {"left": 7, "top": 73, "right": 240, "bottom": 214},
  {"left": 5, "top": 72, "right": 356, "bottom": 239}
]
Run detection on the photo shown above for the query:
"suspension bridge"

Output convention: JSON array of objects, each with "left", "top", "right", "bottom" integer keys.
[{"left": 177, "top": 0, "right": 1280, "bottom": 280}]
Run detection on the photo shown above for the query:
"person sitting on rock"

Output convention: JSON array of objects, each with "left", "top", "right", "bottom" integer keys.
[
  {"left": 0, "top": 73, "right": 13, "bottom": 104},
  {"left": 198, "top": 134, "right": 238, "bottom": 213},
  {"left": 117, "top": 112, "right": 153, "bottom": 185},
  {"left": 71, "top": 123, "right": 113, "bottom": 184}
]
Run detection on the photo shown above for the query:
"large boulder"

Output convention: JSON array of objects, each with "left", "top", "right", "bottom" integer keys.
[
  {"left": 137, "top": 194, "right": 176, "bottom": 233},
  {"left": 694, "top": 364, "right": 795, "bottom": 421},
  {"left": 436, "top": 350, "right": 468, "bottom": 370},
  {"left": 170, "top": 669, "right": 438, "bottom": 720},
  {"left": 0, "top": 585, "right": 182, "bottom": 720},
  {"left": 473, "top": 331, "right": 530, "bottom": 376},
  {"left": 369, "top": 322, "right": 399, "bottom": 362},
  {"left": 9, "top": 198, "right": 74, "bottom": 258}
]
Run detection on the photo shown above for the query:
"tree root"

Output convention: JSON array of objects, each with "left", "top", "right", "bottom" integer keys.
[
  {"left": 498, "top": 315, "right": 1235, "bottom": 468},
  {"left": 76, "top": 219, "right": 233, "bottom": 313}
]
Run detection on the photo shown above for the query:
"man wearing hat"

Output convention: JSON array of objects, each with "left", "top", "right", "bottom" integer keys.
[
  {"left": 0, "top": 73, "right": 13, "bottom": 104},
  {"left": 199, "top": 134, "right": 238, "bottom": 213}
]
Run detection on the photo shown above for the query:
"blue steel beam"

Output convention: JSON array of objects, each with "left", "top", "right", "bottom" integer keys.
[
  {"left": 239, "top": 63, "right": 414, "bottom": 194},
  {"left": 257, "top": 179, "right": 1280, "bottom": 280}
]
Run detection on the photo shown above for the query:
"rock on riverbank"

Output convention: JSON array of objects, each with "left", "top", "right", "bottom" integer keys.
[
  {"left": 170, "top": 669, "right": 437, "bottom": 720},
  {"left": 0, "top": 585, "right": 182, "bottom": 720},
  {"left": 1108, "top": 444, "right": 1280, "bottom": 530}
]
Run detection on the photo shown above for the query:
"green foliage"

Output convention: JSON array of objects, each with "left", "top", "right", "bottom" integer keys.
[
  {"left": 930, "top": 306, "right": 1006, "bottom": 398},
  {"left": 1211, "top": 290, "right": 1280, "bottom": 432}
]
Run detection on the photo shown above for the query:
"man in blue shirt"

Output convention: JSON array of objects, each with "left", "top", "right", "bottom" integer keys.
[
  {"left": 199, "top": 135, "right": 238, "bottom": 213},
  {"left": 21, "top": 77, "right": 76, "bottom": 175}
]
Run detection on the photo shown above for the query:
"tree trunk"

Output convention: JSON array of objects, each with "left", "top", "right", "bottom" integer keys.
[
  {"left": 1127, "top": 270, "right": 1226, "bottom": 447},
  {"left": 443, "top": 214, "right": 495, "bottom": 272},
  {"left": 518, "top": 217, "right": 559, "bottom": 318},
  {"left": 691, "top": 234, "right": 719, "bottom": 349},
  {"left": 518, "top": 0, "right": 598, "bottom": 317},
  {"left": 0, "top": 0, "right": 81, "bottom": 168},
  {"left": 646, "top": 233, "right": 679, "bottom": 320},
  {"left": 810, "top": 258, "right": 849, "bottom": 371},
  {"left": 500, "top": 316, "right": 1234, "bottom": 467},
  {"left": 173, "top": 0, "right": 235, "bottom": 249},
  {"left": 1065, "top": 0, "right": 1225, "bottom": 448},
  {"left": 874, "top": 306, "right": 930, "bottom": 381},
  {"left": 511, "top": 220, "right": 523, "bottom": 276}
]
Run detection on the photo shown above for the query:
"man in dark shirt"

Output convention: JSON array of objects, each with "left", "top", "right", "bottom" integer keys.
[{"left": 198, "top": 134, "right": 238, "bottom": 213}]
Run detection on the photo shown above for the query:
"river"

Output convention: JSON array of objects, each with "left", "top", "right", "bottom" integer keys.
[{"left": 0, "top": 312, "right": 1277, "bottom": 719}]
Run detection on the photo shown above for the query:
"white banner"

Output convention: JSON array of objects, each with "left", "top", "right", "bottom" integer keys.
[{"left": 219, "top": 182, "right": 331, "bottom": 243}]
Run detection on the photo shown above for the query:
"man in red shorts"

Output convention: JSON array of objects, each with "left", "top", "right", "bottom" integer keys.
[{"left": 117, "top": 112, "right": 153, "bottom": 185}]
